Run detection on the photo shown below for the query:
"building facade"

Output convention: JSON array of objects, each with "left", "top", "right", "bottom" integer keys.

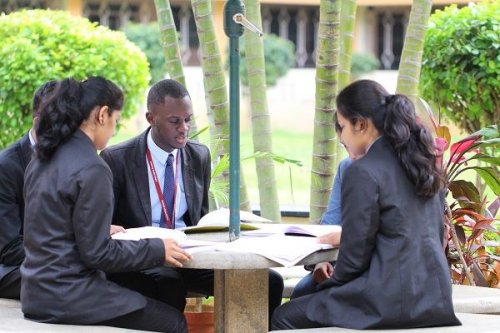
[{"left": 1, "top": 0, "right": 476, "bottom": 69}]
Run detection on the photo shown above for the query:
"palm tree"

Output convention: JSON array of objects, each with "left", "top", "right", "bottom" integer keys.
[
  {"left": 338, "top": 0, "right": 357, "bottom": 90},
  {"left": 190, "top": 0, "right": 251, "bottom": 211},
  {"left": 396, "top": 0, "right": 433, "bottom": 102},
  {"left": 153, "top": 0, "right": 199, "bottom": 136},
  {"left": 242, "top": 0, "right": 281, "bottom": 222},
  {"left": 309, "top": 0, "right": 341, "bottom": 224},
  {"left": 334, "top": 0, "right": 358, "bottom": 172}
]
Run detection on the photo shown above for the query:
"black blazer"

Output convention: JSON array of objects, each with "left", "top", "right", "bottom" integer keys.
[
  {"left": 21, "top": 130, "right": 166, "bottom": 324},
  {"left": 100, "top": 128, "right": 211, "bottom": 228},
  {"left": 305, "top": 137, "right": 460, "bottom": 329},
  {"left": 0, "top": 133, "right": 32, "bottom": 281}
]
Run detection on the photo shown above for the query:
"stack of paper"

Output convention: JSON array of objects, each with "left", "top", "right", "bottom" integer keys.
[
  {"left": 111, "top": 226, "right": 219, "bottom": 254},
  {"left": 214, "top": 235, "right": 334, "bottom": 267},
  {"left": 111, "top": 226, "right": 187, "bottom": 242}
]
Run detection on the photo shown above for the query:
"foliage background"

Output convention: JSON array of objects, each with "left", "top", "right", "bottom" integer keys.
[
  {"left": 350, "top": 53, "right": 380, "bottom": 78},
  {"left": 124, "top": 22, "right": 165, "bottom": 85},
  {"left": 420, "top": 1, "right": 499, "bottom": 133},
  {"left": 0, "top": 9, "right": 150, "bottom": 148},
  {"left": 238, "top": 34, "right": 295, "bottom": 87}
]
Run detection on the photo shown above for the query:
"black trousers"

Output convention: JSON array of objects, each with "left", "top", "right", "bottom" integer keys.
[
  {"left": 0, "top": 266, "right": 21, "bottom": 299},
  {"left": 108, "top": 267, "right": 284, "bottom": 326},
  {"left": 271, "top": 293, "right": 323, "bottom": 330},
  {"left": 96, "top": 296, "right": 187, "bottom": 333}
]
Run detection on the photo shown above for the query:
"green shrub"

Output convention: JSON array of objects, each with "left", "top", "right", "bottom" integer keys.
[
  {"left": 124, "top": 22, "right": 165, "bottom": 84},
  {"left": 0, "top": 9, "right": 150, "bottom": 148},
  {"left": 350, "top": 53, "right": 380, "bottom": 77},
  {"left": 238, "top": 34, "right": 295, "bottom": 87},
  {"left": 420, "top": 2, "right": 499, "bottom": 133}
]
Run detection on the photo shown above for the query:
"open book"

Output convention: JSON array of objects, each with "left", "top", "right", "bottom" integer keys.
[{"left": 180, "top": 208, "right": 271, "bottom": 234}]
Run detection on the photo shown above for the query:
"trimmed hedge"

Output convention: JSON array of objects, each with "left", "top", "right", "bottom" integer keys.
[
  {"left": 420, "top": 2, "right": 499, "bottom": 133},
  {"left": 0, "top": 9, "right": 150, "bottom": 148}
]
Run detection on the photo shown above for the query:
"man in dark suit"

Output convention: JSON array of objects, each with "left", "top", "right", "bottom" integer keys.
[
  {"left": 0, "top": 81, "right": 58, "bottom": 299},
  {"left": 101, "top": 79, "right": 284, "bottom": 320}
]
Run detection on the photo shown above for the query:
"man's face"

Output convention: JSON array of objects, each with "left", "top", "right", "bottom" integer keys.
[{"left": 146, "top": 95, "right": 193, "bottom": 152}]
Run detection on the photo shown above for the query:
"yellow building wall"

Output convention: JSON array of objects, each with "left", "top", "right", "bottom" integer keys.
[{"left": 66, "top": 0, "right": 82, "bottom": 16}]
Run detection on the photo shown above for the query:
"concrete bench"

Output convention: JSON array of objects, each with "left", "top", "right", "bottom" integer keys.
[
  {"left": 0, "top": 298, "right": 149, "bottom": 332},
  {"left": 274, "top": 312, "right": 500, "bottom": 332},
  {"left": 276, "top": 267, "right": 500, "bottom": 314}
]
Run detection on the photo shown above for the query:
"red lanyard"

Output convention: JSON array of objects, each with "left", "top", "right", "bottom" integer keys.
[{"left": 146, "top": 147, "right": 179, "bottom": 229}]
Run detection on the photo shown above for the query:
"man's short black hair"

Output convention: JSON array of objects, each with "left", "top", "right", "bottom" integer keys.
[{"left": 147, "top": 79, "right": 190, "bottom": 111}]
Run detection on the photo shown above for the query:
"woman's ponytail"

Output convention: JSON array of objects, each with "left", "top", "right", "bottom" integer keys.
[
  {"left": 383, "top": 94, "right": 443, "bottom": 197},
  {"left": 336, "top": 80, "right": 443, "bottom": 198}
]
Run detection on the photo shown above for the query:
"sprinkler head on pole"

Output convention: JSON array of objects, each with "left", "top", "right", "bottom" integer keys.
[{"left": 233, "top": 13, "right": 263, "bottom": 36}]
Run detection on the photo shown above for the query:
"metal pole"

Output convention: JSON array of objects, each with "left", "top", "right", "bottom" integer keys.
[{"left": 223, "top": 0, "right": 244, "bottom": 241}]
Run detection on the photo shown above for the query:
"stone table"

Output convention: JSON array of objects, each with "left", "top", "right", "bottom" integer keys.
[{"left": 184, "top": 232, "right": 339, "bottom": 333}]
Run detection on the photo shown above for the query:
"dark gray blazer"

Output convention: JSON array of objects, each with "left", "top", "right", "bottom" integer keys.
[
  {"left": 21, "top": 130, "right": 166, "bottom": 324},
  {"left": 100, "top": 128, "right": 211, "bottom": 228},
  {"left": 0, "top": 133, "right": 32, "bottom": 282},
  {"left": 305, "top": 137, "right": 460, "bottom": 329}
]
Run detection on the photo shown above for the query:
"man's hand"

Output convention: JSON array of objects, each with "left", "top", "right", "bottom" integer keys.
[
  {"left": 312, "top": 262, "right": 334, "bottom": 284},
  {"left": 110, "top": 224, "right": 125, "bottom": 236},
  {"left": 163, "top": 239, "right": 192, "bottom": 268}
]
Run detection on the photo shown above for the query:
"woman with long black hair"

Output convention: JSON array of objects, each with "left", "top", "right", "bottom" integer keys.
[
  {"left": 21, "top": 77, "right": 189, "bottom": 332},
  {"left": 272, "top": 80, "right": 460, "bottom": 330}
]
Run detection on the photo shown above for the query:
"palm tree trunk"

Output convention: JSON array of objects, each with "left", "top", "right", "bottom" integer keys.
[
  {"left": 338, "top": 0, "right": 357, "bottom": 90},
  {"left": 396, "top": 0, "right": 432, "bottom": 103},
  {"left": 191, "top": 0, "right": 251, "bottom": 211},
  {"left": 310, "top": 0, "right": 341, "bottom": 224},
  {"left": 335, "top": 0, "right": 357, "bottom": 173},
  {"left": 243, "top": 0, "right": 281, "bottom": 222},
  {"left": 153, "top": 0, "right": 199, "bottom": 137}
]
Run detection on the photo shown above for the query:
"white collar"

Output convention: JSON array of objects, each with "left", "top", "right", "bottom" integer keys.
[{"left": 147, "top": 130, "right": 178, "bottom": 165}]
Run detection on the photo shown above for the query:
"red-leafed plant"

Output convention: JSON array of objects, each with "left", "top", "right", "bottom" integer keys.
[{"left": 421, "top": 101, "right": 500, "bottom": 287}]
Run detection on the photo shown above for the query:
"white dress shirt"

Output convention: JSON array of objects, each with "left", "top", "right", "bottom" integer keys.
[{"left": 146, "top": 131, "right": 187, "bottom": 228}]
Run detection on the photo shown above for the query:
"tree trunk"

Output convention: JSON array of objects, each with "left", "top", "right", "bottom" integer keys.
[
  {"left": 243, "top": 0, "right": 281, "bottom": 222},
  {"left": 338, "top": 0, "right": 357, "bottom": 90},
  {"left": 334, "top": 0, "right": 357, "bottom": 177},
  {"left": 310, "top": 0, "right": 341, "bottom": 224},
  {"left": 191, "top": 0, "right": 251, "bottom": 211},
  {"left": 396, "top": 0, "right": 432, "bottom": 103}
]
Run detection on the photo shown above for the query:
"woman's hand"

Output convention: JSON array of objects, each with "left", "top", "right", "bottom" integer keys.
[
  {"left": 163, "top": 239, "right": 192, "bottom": 268},
  {"left": 312, "top": 262, "right": 334, "bottom": 284},
  {"left": 318, "top": 230, "right": 341, "bottom": 246},
  {"left": 110, "top": 224, "right": 125, "bottom": 236}
]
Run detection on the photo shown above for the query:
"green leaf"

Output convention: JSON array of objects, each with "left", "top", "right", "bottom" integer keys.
[
  {"left": 469, "top": 153, "right": 500, "bottom": 167},
  {"left": 474, "top": 167, "right": 500, "bottom": 195}
]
